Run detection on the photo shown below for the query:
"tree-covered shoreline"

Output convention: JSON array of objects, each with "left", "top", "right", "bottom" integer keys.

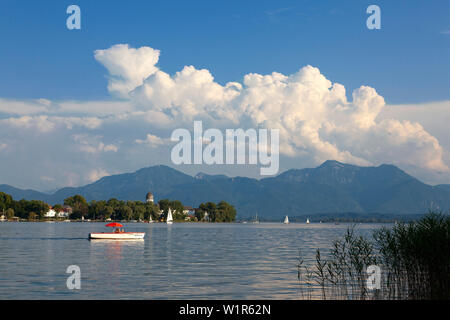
[{"left": 0, "top": 191, "right": 236, "bottom": 222}]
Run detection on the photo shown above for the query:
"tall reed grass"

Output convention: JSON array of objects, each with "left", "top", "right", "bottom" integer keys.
[{"left": 297, "top": 212, "right": 450, "bottom": 300}]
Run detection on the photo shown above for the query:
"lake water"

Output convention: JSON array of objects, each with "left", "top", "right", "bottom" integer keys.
[{"left": 0, "top": 222, "right": 387, "bottom": 299}]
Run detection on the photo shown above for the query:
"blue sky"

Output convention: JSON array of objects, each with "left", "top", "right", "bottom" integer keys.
[
  {"left": 0, "top": 0, "right": 449, "bottom": 103},
  {"left": 0, "top": 0, "right": 449, "bottom": 190}
]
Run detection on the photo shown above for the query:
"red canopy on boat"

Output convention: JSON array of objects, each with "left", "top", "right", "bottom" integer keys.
[{"left": 105, "top": 222, "right": 123, "bottom": 227}]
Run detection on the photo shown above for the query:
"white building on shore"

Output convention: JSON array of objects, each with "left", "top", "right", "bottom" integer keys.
[{"left": 44, "top": 206, "right": 70, "bottom": 218}]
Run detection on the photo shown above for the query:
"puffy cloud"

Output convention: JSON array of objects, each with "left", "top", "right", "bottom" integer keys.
[
  {"left": 95, "top": 44, "right": 446, "bottom": 174},
  {"left": 0, "top": 97, "right": 132, "bottom": 118},
  {"left": 94, "top": 44, "right": 160, "bottom": 98},
  {"left": 58, "top": 100, "right": 133, "bottom": 116},
  {"left": 376, "top": 100, "right": 450, "bottom": 181},
  {"left": 55, "top": 116, "right": 103, "bottom": 130},
  {"left": 2, "top": 115, "right": 55, "bottom": 133},
  {"left": 131, "top": 65, "right": 242, "bottom": 124},
  {"left": 0, "top": 98, "right": 51, "bottom": 115},
  {"left": 72, "top": 134, "right": 118, "bottom": 153},
  {"left": 135, "top": 133, "right": 169, "bottom": 148},
  {"left": 86, "top": 169, "right": 110, "bottom": 183},
  {"left": 0, "top": 115, "right": 103, "bottom": 132},
  {"left": 378, "top": 101, "right": 450, "bottom": 147},
  {"left": 40, "top": 176, "right": 55, "bottom": 182}
]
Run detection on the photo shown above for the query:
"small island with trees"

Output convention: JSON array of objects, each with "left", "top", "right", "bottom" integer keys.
[{"left": 0, "top": 191, "right": 237, "bottom": 223}]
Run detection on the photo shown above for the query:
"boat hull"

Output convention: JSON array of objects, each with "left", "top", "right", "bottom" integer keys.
[{"left": 89, "top": 232, "right": 145, "bottom": 240}]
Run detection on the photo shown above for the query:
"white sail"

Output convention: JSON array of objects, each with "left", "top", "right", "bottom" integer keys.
[
  {"left": 149, "top": 215, "right": 153, "bottom": 223},
  {"left": 253, "top": 213, "right": 259, "bottom": 224},
  {"left": 166, "top": 207, "right": 173, "bottom": 224},
  {"left": 284, "top": 216, "right": 289, "bottom": 224},
  {"left": 306, "top": 218, "right": 310, "bottom": 224}
]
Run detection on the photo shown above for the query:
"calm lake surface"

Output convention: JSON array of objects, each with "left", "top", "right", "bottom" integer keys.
[{"left": 0, "top": 222, "right": 389, "bottom": 299}]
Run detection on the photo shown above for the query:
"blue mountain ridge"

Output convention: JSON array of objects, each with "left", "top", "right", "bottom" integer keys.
[{"left": 1, "top": 160, "right": 450, "bottom": 218}]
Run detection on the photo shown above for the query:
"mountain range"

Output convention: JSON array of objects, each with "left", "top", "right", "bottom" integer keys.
[{"left": 1, "top": 160, "right": 450, "bottom": 219}]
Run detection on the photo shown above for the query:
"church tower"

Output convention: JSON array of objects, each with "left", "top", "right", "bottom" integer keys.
[{"left": 146, "top": 192, "right": 154, "bottom": 204}]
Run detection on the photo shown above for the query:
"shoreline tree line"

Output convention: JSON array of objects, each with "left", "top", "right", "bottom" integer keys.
[{"left": 0, "top": 191, "right": 236, "bottom": 222}]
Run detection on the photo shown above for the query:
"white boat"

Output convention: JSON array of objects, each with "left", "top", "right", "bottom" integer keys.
[
  {"left": 166, "top": 208, "right": 173, "bottom": 224},
  {"left": 149, "top": 216, "right": 154, "bottom": 223},
  {"left": 89, "top": 232, "right": 145, "bottom": 240},
  {"left": 252, "top": 213, "right": 260, "bottom": 224},
  {"left": 306, "top": 218, "right": 310, "bottom": 224},
  {"left": 89, "top": 222, "right": 145, "bottom": 240},
  {"left": 284, "top": 216, "right": 289, "bottom": 224}
]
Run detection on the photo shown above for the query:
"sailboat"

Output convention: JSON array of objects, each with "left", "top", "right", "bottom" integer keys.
[
  {"left": 252, "top": 213, "right": 260, "bottom": 224},
  {"left": 283, "top": 216, "right": 289, "bottom": 224},
  {"left": 149, "top": 215, "right": 154, "bottom": 223},
  {"left": 306, "top": 218, "right": 310, "bottom": 224},
  {"left": 166, "top": 208, "right": 173, "bottom": 224}
]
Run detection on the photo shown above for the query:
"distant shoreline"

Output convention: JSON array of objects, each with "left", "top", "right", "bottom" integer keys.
[
  {"left": 2, "top": 211, "right": 443, "bottom": 224},
  {"left": 0, "top": 219, "right": 404, "bottom": 224}
]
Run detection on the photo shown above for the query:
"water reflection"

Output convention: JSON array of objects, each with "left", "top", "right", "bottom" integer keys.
[
  {"left": 167, "top": 224, "right": 172, "bottom": 273},
  {"left": 89, "top": 239, "right": 145, "bottom": 262},
  {"left": 88, "top": 239, "right": 145, "bottom": 297}
]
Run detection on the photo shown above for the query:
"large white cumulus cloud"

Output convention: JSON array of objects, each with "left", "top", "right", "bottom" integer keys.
[
  {"left": 95, "top": 44, "right": 449, "bottom": 173},
  {"left": 1, "top": 43, "right": 449, "bottom": 190}
]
